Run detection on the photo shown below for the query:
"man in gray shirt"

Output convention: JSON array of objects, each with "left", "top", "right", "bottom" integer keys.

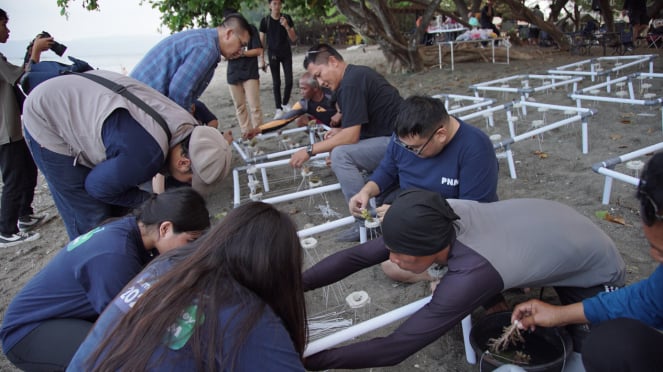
[{"left": 303, "top": 189, "right": 625, "bottom": 370}]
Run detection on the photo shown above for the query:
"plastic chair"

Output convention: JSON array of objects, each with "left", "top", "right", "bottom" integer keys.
[{"left": 648, "top": 33, "right": 662, "bottom": 49}]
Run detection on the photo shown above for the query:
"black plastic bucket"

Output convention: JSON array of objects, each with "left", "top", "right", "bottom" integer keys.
[{"left": 470, "top": 312, "right": 573, "bottom": 372}]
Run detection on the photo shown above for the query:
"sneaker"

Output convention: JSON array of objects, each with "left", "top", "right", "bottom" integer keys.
[
  {"left": 335, "top": 224, "right": 361, "bottom": 242},
  {"left": 0, "top": 231, "right": 40, "bottom": 248},
  {"left": 18, "top": 213, "right": 48, "bottom": 232},
  {"left": 281, "top": 104, "right": 292, "bottom": 113},
  {"left": 273, "top": 108, "right": 284, "bottom": 120}
]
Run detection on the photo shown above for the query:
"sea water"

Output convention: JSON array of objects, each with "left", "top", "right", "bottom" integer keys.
[{"left": 3, "top": 34, "right": 167, "bottom": 74}]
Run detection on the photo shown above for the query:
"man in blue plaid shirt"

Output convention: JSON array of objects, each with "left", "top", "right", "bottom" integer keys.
[{"left": 131, "top": 13, "right": 253, "bottom": 111}]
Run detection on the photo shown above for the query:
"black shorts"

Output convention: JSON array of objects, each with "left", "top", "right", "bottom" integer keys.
[
  {"left": 629, "top": 10, "right": 650, "bottom": 26},
  {"left": 530, "top": 27, "right": 541, "bottom": 38}
]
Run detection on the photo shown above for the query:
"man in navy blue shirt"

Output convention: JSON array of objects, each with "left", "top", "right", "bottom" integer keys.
[
  {"left": 131, "top": 14, "right": 252, "bottom": 111},
  {"left": 350, "top": 95, "right": 498, "bottom": 275}
]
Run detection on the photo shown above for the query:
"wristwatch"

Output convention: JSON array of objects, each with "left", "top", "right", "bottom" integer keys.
[{"left": 306, "top": 144, "right": 314, "bottom": 157}]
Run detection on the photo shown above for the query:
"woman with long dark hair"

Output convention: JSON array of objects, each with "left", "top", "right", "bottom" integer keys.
[
  {"left": 69, "top": 201, "right": 307, "bottom": 371},
  {"left": 0, "top": 187, "right": 210, "bottom": 371}
]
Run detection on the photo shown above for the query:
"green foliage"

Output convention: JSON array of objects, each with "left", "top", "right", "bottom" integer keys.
[{"left": 56, "top": 0, "right": 336, "bottom": 32}]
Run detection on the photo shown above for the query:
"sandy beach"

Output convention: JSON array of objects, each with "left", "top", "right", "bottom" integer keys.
[{"left": 1, "top": 43, "right": 662, "bottom": 371}]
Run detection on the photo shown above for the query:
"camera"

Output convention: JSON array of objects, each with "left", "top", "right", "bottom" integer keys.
[{"left": 38, "top": 31, "right": 67, "bottom": 56}]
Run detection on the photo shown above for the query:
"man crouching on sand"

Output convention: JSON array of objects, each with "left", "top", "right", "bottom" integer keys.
[{"left": 302, "top": 188, "right": 625, "bottom": 370}]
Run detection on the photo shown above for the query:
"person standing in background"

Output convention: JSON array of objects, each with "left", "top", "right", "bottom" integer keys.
[
  {"left": 529, "top": 4, "right": 544, "bottom": 46},
  {"left": 0, "top": 8, "right": 51, "bottom": 248},
  {"left": 622, "top": 0, "right": 650, "bottom": 51},
  {"left": 226, "top": 10, "right": 264, "bottom": 140},
  {"left": 260, "top": 0, "right": 297, "bottom": 120},
  {"left": 480, "top": 0, "right": 500, "bottom": 44}
]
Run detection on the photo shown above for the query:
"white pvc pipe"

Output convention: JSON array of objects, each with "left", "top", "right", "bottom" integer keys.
[
  {"left": 297, "top": 216, "right": 355, "bottom": 237},
  {"left": 304, "top": 296, "right": 476, "bottom": 364},
  {"left": 261, "top": 183, "right": 341, "bottom": 204},
  {"left": 596, "top": 167, "right": 640, "bottom": 204},
  {"left": 593, "top": 142, "right": 663, "bottom": 204},
  {"left": 304, "top": 296, "right": 432, "bottom": 357}
]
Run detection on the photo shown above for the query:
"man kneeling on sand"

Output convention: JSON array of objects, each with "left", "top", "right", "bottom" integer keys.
[{"left": 303, "top": 188, "right": 625, "bottom": 370}]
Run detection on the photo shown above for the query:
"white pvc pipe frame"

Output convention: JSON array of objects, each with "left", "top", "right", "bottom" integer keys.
[
  {"left": 232, "top": 152, "right": 330, "bottom": 207},
  {"left": 304, "top": 295, "right": 477, "bottom": 365},
  {"left": 433, "top": 93, "right": 496, "bottom": 117},
  {"left": 592, "top": 142, "right": 663, "bottom": 205},
  {"left": 569, "top": 72, "right": 663, "bottom": 133},
  {"left": 469, "top": 74, "right": 583, "bottom": 115},
  {"left": 548, "top": 54, "right": 657, "bottom": 85},
  {"left": 489, "top": 100, "right": 596, "bottom": 179}
]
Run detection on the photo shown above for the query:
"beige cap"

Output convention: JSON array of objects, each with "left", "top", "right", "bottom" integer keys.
[{"left": 188, "top": 126, "right": 232, "bottom": 196}]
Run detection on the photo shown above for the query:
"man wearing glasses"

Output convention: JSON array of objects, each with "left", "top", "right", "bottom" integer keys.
[
  {"left": 131, "top": 13, "right": 252, "bottom": 112},
  {"left": 347, "top": 95, "right": 498, "bottom": 250},
  {"left": 291, "top": 44, "right": 403, "bottom": 242}
]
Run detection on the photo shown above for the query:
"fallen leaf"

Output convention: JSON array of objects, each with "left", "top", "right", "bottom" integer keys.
[
  {"left": 609, "top": 134, "right": 623, "bottom": 140},
  {"left": 604, "top": 213, "right": 626, "bottom": 225},
  {"left": 533, "top": 150, "right": 548, "bottom": 158}
]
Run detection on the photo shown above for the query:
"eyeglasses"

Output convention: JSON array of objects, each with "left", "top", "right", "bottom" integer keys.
[
  {"left": 233, "top": 31, "right": 248, "bottom": 49},
  {"left": 395, "top": 125, "right": 442, "bottom": 156},
  {"left": 638, "top": 186, "right": 663, "bottom": 225}
]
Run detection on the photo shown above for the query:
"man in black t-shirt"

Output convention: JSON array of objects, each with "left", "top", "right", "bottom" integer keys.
[
  {"left": 290, "top": 44, "right": 403, "bottom": 242},
  {"left": 259, "top": 0, "right": 297, "bottom": 120}
]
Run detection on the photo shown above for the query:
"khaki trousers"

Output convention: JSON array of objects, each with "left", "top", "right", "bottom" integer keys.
[{"left": 228, "top": 79, "right": 263, "bottom": 135}]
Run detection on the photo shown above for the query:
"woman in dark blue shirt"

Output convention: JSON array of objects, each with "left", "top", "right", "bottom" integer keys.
[
  {"left": 1, "top": 188, "right": 210, "bottom": 371},
  {"left": 69, "top": 201, "right": 307, "bottom": 371}
]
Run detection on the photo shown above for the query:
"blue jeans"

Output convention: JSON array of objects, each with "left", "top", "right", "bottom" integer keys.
[
  {"left": 24, "top": 129, "right": 113, "bottom": 240},
  {"left": 330, "top": 136, "right": 390, "bottom": 203}
]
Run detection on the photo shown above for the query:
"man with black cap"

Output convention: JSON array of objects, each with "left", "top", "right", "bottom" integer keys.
[
  {"left": 22, "top": 70, "right": 233, "bottom": 240},
  {"left": 303, "top": 189, "right": 625, "bottom": 370}
]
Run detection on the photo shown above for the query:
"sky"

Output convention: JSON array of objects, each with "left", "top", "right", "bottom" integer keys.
[{"left": 2, "top": 0, "right": 165, "bottom": 42}]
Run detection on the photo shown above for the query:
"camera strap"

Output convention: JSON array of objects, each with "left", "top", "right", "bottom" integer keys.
[{"left": 66, "top": 72, "right": 172, "bottom": 142}]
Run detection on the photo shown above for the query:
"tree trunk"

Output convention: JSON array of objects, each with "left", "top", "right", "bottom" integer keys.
[
  {"left": 597, "top": 0, "right": 615, "bottom": 32},
  {"left": 500, "top": 0, "right": 570, "bottom": 50},
  {"left": 548, "top": 0, "right": 570, "bottom": 23},
  {"left": 335, "top": 0, "right": 442, "bottom": 72}
]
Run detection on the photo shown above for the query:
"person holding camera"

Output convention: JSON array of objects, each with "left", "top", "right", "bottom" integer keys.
[
  {"left": 0, "top": 8, "right": 52, "bottom": 248},
  {"left": 23, "top": 31, "right": 66, "bottom": 66}
]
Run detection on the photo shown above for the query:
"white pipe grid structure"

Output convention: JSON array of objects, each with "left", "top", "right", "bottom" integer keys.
[
  {"left": 434, "top": 94, "right": 496, "bottom": 115},
  {"left": 231, "top": 152, "right": 330, "bottom": 207},
  {"left": 303, "top": 295, "right": 477, "bottom": 364},
  {"left": 548, "top": 54, "right": 657, "bottom": 86},
  {"left": 232, "top": 126, "right": 317, "bottom": 164},
  {"left": 591, "top": 142, "right": 663, "bottom": 205},
  {"left": 491, "top": 100, "right": 596, "bottom": 179},
  {"left": 469, "top": 74, "right": 584, "bottom": 115},
  {"left": 568, "top": 72, "right": 663, "bottom": 133}
]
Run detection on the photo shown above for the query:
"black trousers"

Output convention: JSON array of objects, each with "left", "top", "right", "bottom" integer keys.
[
  {"left": 268, "top": 52, "right": 293, "bottom": 109},
  {"left": 5, "top": 318, "right": 93, "bottom": 372},
  {"left": 583, "top": 317, "right": 663, "bottom": 371},
  {"left": 0, "top": 139, "right": 37, "bottom": 235}
]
